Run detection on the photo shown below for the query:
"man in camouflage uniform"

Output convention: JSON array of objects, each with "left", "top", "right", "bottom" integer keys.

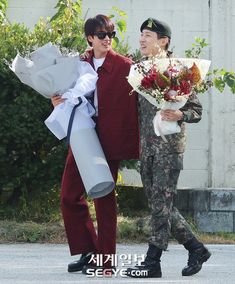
[{"left": 126, "top": 18, "right": 211, "bottom": 278}]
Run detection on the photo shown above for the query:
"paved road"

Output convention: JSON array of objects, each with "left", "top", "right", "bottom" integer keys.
[{"left": 0, "top": 243, "right": 235, "bottom": 283}]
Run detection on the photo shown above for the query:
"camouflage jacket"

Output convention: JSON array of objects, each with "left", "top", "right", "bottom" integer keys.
[{"left": 138, "top": 92, "right": 202, "bottom": 169}]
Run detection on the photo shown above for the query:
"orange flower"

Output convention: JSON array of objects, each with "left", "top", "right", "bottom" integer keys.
[{"left": 188, "top": 63, "right": 201, "bottom": 84}]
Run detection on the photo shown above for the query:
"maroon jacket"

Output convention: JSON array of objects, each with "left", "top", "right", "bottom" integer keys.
[{"left": 86, "top": 49, "right": 139, "bottom": 160}]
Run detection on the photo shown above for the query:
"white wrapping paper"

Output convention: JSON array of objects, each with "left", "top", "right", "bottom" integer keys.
[
  {"left": 70, "top": 128, "right": 115, "bottom": 199},
  {"left": 44, "top": 98, "right": 96, "bottom": 140},
  {"left": 153, "top": 97, "right": 188, "bottom": 137}
]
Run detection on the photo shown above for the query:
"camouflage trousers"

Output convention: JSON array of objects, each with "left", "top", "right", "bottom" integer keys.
[{"left": 140, "top": 155, "right": 195, "bottom": 250}]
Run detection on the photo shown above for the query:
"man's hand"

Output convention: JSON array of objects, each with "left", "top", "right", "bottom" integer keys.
[
  {"left": 80, "top": 47, "right": 93, "bottom": 60},
  {"left": 161, "top": 109, "right": 183, "bottom": 121},
  {"left": 51, "top": 95, "right": 66, "bottom": 107}
]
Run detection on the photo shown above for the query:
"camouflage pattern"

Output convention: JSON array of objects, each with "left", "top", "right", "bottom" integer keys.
[
  {"left": 140, "top": 157, "right": 195, "bottom": 250},
  {"left": 138, "top": 92, "right": 202, "bottom": 250}
]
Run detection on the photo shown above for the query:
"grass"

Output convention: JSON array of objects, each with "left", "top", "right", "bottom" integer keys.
[
  {"left": 0, "top": 220, "right": 66, "bottom": 243},
  {"left": 0, "top": 216, "right": 235, "bottom": 245}
]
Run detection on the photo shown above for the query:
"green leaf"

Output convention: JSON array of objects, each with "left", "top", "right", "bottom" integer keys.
[
  {"left": 231, "top": 85, "right": 235, "bottom": 94},
  {"left": 185, "top": 37, "right": 209, "bottom": 58},
  {"left": 111, "top": 6, "right": 127, "bottom": 17},
  {"left": 219, "top": 69, "right": 227, "bottom": 76},
  {"left": 112, "top": 37, "right": 119, "bottom": 49},
  {"left": 117, "top": 19, "right": 126, "bottom": 32},
  {"left": 224, "top": 73, "right": 235, "bottom": 88},
  {"left": 213, "top": 77, "right": 225, "bottom": 92}
]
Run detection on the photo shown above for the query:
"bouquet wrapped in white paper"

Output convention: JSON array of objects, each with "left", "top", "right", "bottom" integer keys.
[
  {"left": 128, "top": 57, "right": 211, "bottom": 138},
  {"left": 11, "top": 43, "right": 77, "bottom": 98},
  {"left": 10, "top": 43, "right": 115, "bottom": 199},
  {"left": 10, "top": 42, "right": 98, "bottom": 139}
]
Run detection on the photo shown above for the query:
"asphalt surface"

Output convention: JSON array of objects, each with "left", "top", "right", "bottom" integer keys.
[{"left": 0, "top": 243, "right": 235, "bottom": 283}]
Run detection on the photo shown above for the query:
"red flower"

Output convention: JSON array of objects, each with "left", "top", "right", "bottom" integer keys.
[
  {"left": 141, "top": 67, "right": 157, "bottom": 89},
  {"left": 180, "top": 80, "right": 192, "bottom": 94},
  {"left": 141, "top": 76, "right": 154, "bottom": 89},
  {"left": 134, "top": 59, "right": 204, "bottom": 103},
  {"left": 171, "top": 84, "right": 180, "bottom": 91}
]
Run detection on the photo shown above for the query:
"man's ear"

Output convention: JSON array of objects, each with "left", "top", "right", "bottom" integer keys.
[
  {"left": 87, "top": 35, "right": 93, "bottom": 45},
  {"left": 159, "top": 37, "right": 169, "bottom": 48}
]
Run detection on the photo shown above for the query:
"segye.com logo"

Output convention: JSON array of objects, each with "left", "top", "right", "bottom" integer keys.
[
  {"left": 86, "top": 267, "right": 148, "bottom": 278},
  {"left": 86, "top": 267, "right": 127, "bottom": 277}
]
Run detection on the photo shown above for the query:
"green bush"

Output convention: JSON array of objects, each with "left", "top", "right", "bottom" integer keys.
[
  {"left": 116, "top": 186, "right": 149, "bottom": 216},
  {"left": 0, "top": 0, "right": 85, "bottom": 220},
  {"left": 117, "top": 216, "right": 150, "bottom": 243}
]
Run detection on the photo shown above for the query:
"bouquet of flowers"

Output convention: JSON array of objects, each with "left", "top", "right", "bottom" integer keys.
[
  {"left": 128, "top": 57, "right": 211, "bottom": 138},
  {"left": 10, "top": 42, "right": 99, "bottom": 138}
]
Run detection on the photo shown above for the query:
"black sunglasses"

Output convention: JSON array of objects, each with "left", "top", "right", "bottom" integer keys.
[{"left": 93, "top": 31, "right": 116, "bottom": 40}]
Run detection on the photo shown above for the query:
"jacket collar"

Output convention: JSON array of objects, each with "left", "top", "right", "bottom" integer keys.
[{"left": 86, "top": 49, "right": 116, "bottom": 73}]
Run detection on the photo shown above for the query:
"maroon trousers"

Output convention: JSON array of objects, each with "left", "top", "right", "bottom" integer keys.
[{"left": 61, "top": 148, "right": 120, "bottom": 262}]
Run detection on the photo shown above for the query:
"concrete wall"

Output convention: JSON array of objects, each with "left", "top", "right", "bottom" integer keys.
[
  {"left": 176, "top": 188, "right": 235, "bottom": 232},
  {"left": 7, "top": 0, "right": 58, "bottom": 27},
  {"left": 209, "top": 0, "right": 235, "bottom": 188},
  {"left": 6, "top": 0, "right": 235, "bottom": 189}
]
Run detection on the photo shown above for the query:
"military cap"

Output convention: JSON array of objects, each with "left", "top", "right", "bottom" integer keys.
[{"left": 140, "top": 18, "right": 171, "bottom": 38}]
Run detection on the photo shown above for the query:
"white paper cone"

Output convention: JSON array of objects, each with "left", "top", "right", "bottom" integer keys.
[
  {"left": 70, "top": 128, "right": 115, "bottom": 199},
  {"left": 153, "top": 97, "right": 188, "bottom": 136},
  {"left": 44, "top": 104, "right": 72, "bottom": 139},
  {"left": 44, "top": 101, "right": 96, "bottom": 140},
  {"left": 153, "top": 112, "right": 181, "bottom": 136}
]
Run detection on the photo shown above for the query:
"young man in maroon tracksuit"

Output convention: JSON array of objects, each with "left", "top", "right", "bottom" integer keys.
[{"left": 51, "top": 14, "right": 139, "bottom": 275}]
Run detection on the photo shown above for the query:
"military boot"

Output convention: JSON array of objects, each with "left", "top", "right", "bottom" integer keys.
[
  {"left": 182, "top": 237, "right": 211, "bottom": 276},
  {"left": 126, "top": 244, "right": 162, "bottom": 278}
]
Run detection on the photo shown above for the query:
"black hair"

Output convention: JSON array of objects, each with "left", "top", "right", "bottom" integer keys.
[{"left": 84, "top": 14, "right": 115, "bottom": 46}]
